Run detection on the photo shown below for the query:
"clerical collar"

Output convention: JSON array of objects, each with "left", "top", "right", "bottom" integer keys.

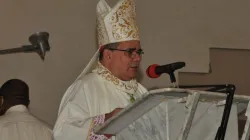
[
  {"left": 5, "top": 105, "right": 28, "bottom": 114},
  {"left": 92, "top": 62, "right": 138, "bottom": 95}
]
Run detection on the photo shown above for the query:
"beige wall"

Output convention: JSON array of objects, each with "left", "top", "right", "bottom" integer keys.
[
  {"left": 0, "top": 0, "right": 98, "bottom": 126},
  {"left": 1, "top": 0, "right": 250, "bottom": 127},
  {"left": 179, "top": 48, "right": 250, "bottom": 96}
]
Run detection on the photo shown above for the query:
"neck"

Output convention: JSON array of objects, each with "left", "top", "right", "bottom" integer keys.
[
  {"left": 99, "top": 60, "right": 109, "bottom": 70},
  {"left": 94, "top": 61, "right": 139, "bottom": 93},
  {"left": 98, "top": 61, "right": 132, "bottom": 81}
]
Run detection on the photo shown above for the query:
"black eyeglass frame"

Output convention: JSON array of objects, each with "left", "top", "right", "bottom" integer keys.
[{"left": 107, "top": 48, "right": 144, "bottom": 58}]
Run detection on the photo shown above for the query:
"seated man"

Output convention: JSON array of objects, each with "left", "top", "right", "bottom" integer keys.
[
  {"left": 0, "top": 79, "right": 53, "bottom": 140},
  {"left": 53, "top": 0, "right": 148, "bottom": 139}
]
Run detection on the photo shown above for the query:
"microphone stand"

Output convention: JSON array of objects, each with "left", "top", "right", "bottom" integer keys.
[
  {"left": 167, "top": 71, "right": 235, "bottom": 140},
  {"left": 0, "top": 32, "right": 50, "bottom": 61},
  {"left": 169, "top": 72, "right": 178, "bottom": 88}
]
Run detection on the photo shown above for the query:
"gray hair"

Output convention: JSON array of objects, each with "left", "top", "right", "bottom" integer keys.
[{"left": 99, "top": 42, "right": 120, "bottom": 60}]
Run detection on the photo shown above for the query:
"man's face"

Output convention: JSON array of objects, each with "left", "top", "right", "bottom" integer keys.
[{"left": 109, "top": 40, "right": 143, "bottom": 81}]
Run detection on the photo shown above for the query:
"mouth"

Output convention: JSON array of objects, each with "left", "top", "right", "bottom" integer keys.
[
  {"left": 129, "top": 65, "right": 139, "bottom": 70},
  {"left": 129, "top": 62, "right": 140, "bottom": 71},
  {"left": 130, "top": 67, "right": 138, "bottom": 70}
]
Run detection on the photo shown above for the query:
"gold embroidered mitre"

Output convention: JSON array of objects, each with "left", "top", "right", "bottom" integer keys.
[
  {"left": 97, "top": 0, "right": 140, "bottom": 47},
  {"left": 75, "top": 0, "right": 140, "bottom": 80}
]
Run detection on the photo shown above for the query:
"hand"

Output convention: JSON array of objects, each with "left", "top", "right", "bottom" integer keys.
[{"left": 105, "top": 108, "right": 123, "bottom": 121}]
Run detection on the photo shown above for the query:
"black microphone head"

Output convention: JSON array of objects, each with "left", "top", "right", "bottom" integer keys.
[
  {"left": 146, "top": 64, "right": 161, "bottom": 78},
  {"left": 170, "top": 62, "right": 186, "bottom": 71}
]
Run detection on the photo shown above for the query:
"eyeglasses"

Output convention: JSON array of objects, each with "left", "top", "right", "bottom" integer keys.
[{"left": 108, "top": 48, "right": 144, "bottom": 58}]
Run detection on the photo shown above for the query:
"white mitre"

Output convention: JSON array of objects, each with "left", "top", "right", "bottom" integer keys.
[{"left": 76, "top": 0, "right": 140, "bottom": 80}]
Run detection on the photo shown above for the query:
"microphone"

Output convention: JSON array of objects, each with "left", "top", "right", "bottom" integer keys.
[{"left": 146, "top": 62, "right": 186, "bottom": 78}]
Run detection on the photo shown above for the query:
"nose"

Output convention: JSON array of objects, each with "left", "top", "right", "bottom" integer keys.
[{"left": 133, "top": 53, "right": 141, "bottom": 61}]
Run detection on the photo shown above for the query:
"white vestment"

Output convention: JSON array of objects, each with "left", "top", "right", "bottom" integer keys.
[
  {"left": 53, "top": 63, "right": 148, "bottom": 140},
  {"left": 0, "top": 105, "right": 53, "bottom": 140}
]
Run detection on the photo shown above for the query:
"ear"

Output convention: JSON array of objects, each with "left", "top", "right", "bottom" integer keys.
[
  {"left": 102, "top": 49, "right": 113, "bottom": 60},
  {"left": 27, "top": 100, "right": 30, "bottom": 107},
  {"left": 0, "top": 96, "right": 4, "bottom": 106}
]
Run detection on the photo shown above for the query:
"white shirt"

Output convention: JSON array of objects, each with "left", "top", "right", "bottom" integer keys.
[
  {"left": 0, "top": 105, "right": 53, "bottom": 140},
  {"left": 53, "top": 63, "right": 148, "bottom": 140}
]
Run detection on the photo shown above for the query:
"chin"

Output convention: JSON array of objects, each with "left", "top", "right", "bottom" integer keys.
[
  {"left": 126, "top": 69, "right": 138, "bottom": 79},
  {"left": 129, "top": 74, "right": 137, "bottom": 79},
  {"left": 123, "top": 74, "right": 136, "bottom": 81}
]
